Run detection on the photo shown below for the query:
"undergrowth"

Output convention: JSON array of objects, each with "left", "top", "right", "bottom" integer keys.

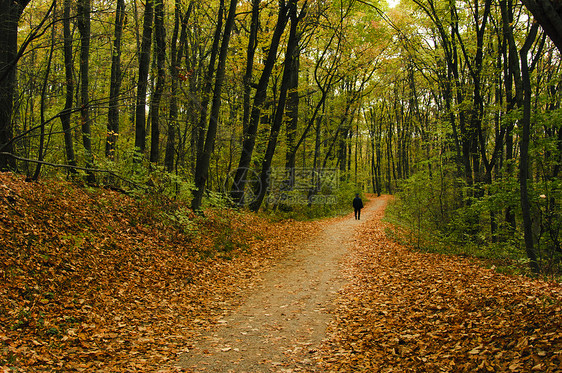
[{"left": 384, "top": 197, "right": 554, "bottom": 281}]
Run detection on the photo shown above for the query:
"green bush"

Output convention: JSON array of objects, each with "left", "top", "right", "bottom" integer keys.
[{"left": 386, "top": 160, "right": 561, "bottom": 277}]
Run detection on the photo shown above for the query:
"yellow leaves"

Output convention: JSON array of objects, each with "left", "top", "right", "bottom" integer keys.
[{"left": 469, "top": 346, "right": 483, "bottom": 355}]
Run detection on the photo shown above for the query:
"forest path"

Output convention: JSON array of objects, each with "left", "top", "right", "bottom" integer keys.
[{"left": 177, "top": 196, "right": 387, "bottom": 372}]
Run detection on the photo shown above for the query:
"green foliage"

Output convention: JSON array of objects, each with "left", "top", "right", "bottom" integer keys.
[
  {"left": 264, "top": 178, "right": 362, "bottom": 220},
  {"left": 387, "top": 159, "right": 562, "bottom": 277},
  {"left": 386, "top": 161, "right": 462, "bottom": 247},
  {"left": 202, "top": 190, "right": 234, "bottom": 209}
]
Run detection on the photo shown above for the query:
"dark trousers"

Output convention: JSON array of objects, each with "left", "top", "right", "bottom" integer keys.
[{"left": 354, "top": 208, "right": 361, "bottom": 220}]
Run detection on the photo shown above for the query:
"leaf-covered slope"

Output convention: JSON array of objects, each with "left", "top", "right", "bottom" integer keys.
[
  {"left": 318, "top": 198, "right": 562, "bottom": 372},
  {"left": 0, "top": 172, "right": 317, "bottom": 371}
]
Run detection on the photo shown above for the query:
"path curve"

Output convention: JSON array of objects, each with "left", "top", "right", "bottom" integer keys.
[{"left": 177, "top": 196, "right": 386, "bottom": 372}]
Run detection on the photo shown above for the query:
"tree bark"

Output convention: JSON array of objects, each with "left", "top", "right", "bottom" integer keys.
[
  {"left": 285, "top": 41, "right": 300, "bottom": 171},
  {"left": 519, "top": 23, "right": 540, "bottom": 273},
  {"left": 242, "top": 0, "right": 261, "bottom": 137},
  {"left": 77, "top": 0, "right": 95, "bottom": 181},
  {"left": 194, "top": 0, "right": 224, "bottom": 169},
  {"left": 165, "top": 1, "right": 192, "bottom": 172},
  {"left": 149, "top": 0, "right": 166, "bottom": 164},
  {"left": 61, "top": 0, "right": 76, "bottom": 169},
  {"left": 500, "top": 0, "right": 520, "bottom": 233},
  {"left": 30, "top": 15, "right": 55, "bottom": 181},
  {"left": 521, "top": 0, "right": 562, "bottom": 53},
  {"left": 0, "top": 0, "right": 31, "bottom": 170},
  {"left": 106, "top": 0, "right": 125, "bottom": 159},
  {"left": 134, "top": 0, "right": 154, "bottom": 156}
]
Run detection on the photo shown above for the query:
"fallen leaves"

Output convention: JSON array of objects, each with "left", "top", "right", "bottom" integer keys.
[
  {"left": 3, "top": 177, "right": 560, "bottom": 372},
  {"left": 0, "top": 172, "right": 318, "bottom": 371},
  {"left": 317, "top": 195, "right": 562, "bottom": 372}
]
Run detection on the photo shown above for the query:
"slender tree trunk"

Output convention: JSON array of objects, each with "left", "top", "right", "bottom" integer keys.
[
  {"left": 77, "top": 0, "right": 95, "bottom": 181},
  {"left": 519, "top": 24, "right": 540, "bottom": 273},
  {"left": 285, "top": 43, "right": 300, "bottom": 170},
  {"left": 500, "top": 0, "right": 519, "bottom": 232},
  {"left": 242, "top": 0, "right": 261, "bottom": 137},
  {"left": 106, "top": 0, "right": 125, "bottom": 159},
  {"left": 134, "top": 0, "right": 154, "bottom": 156},
  {"left": 149, "top": 0, "right": 166, "bottom": 163},
  {"left": 313, "top": 109, "right": 323, "bottom": 171},
  {"left": 0, "top": 0, "right": 30, "bottom": 170},
  {"left": 31, "top": 15, "right": 55, "bottom": 181},
  {"left": 386, "top": 116, "right": 393, "bottom": 194},
  {"left": 165, "top": 1, "right": 191, "bottom": 171},
  {"left": 61, "top": 0, "right": 76, "bottom": 169},
  {"left": 338, "top": 126, "right": 349, "bottom": 173},
  {"left": 191, "top": 0, "right": 238, "bottom": 211},
  {"left": 194, "top": 0, "right": 224, "bottom": 167}
]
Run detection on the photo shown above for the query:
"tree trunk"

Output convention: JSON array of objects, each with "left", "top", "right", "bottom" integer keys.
[
  {"left": 500, "top": 0, "right": 520, "bottom": 232},
  {"left": 519, "top": 23, "right": 540, "bottom": 273},
  {"left": 149, "top": 0, "right": 166, "bottom": 164},
  {"left": 77, "top": 0, "right": 95, "bottom": 181},
  {"left": 521, "top": 0, "right": 562, "bottom": 53},
  {"left": 134, "top": 0, "right": 154, "bottom": 156},
  {"left": 242, "top": 0, "right": 261, "bottom": 137},
  {"left": 194, "top": 0, "right": 224, "bottom": 168},
  {"left": 285, "top": 42, "right": 300, "bottom": 171},
  {"left": 106, "top": 0, "right": 125, "bottom": 159},
  {"left": 165, "top": 1, "right": 192, "bottom": 172},
  {"left": 61, "top": 0, "right": 76, "bottom": 169},
  {"left": 191, "top": 0, "right": 238, "bottom": 211},
  {"left": 30, "top": 16, "right": 55, "bottom": 181},
  {"left": 0, "top": 0, "right": 30, "bottom": 170},
  {"left": 286, "top": 37, "right": 342, "bottom": 171},
  {"left": 386, "top": 117, "right": 393, "bottom": 194}
]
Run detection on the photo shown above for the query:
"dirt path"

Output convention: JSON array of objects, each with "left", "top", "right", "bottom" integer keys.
[{"left": 177, "top": 197, "right": 386, "bottom": 372}]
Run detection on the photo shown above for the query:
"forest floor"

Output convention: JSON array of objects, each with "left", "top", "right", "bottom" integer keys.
[{"left": 1, "top": 172, "right": 561, "bottom": 372}]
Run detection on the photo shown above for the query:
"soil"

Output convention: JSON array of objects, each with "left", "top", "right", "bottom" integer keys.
[{"left": 177, "top": 197, "right": 386, "bottom": 372}]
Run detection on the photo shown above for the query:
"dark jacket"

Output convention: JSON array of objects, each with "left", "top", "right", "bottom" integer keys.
[{"left": 353, "top": 196, "right": 363, "bottom": 210}]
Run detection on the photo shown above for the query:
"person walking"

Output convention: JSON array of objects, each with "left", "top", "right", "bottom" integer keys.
[{"left": 353, "top": 193, "right": 363, "bottom": 220}]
